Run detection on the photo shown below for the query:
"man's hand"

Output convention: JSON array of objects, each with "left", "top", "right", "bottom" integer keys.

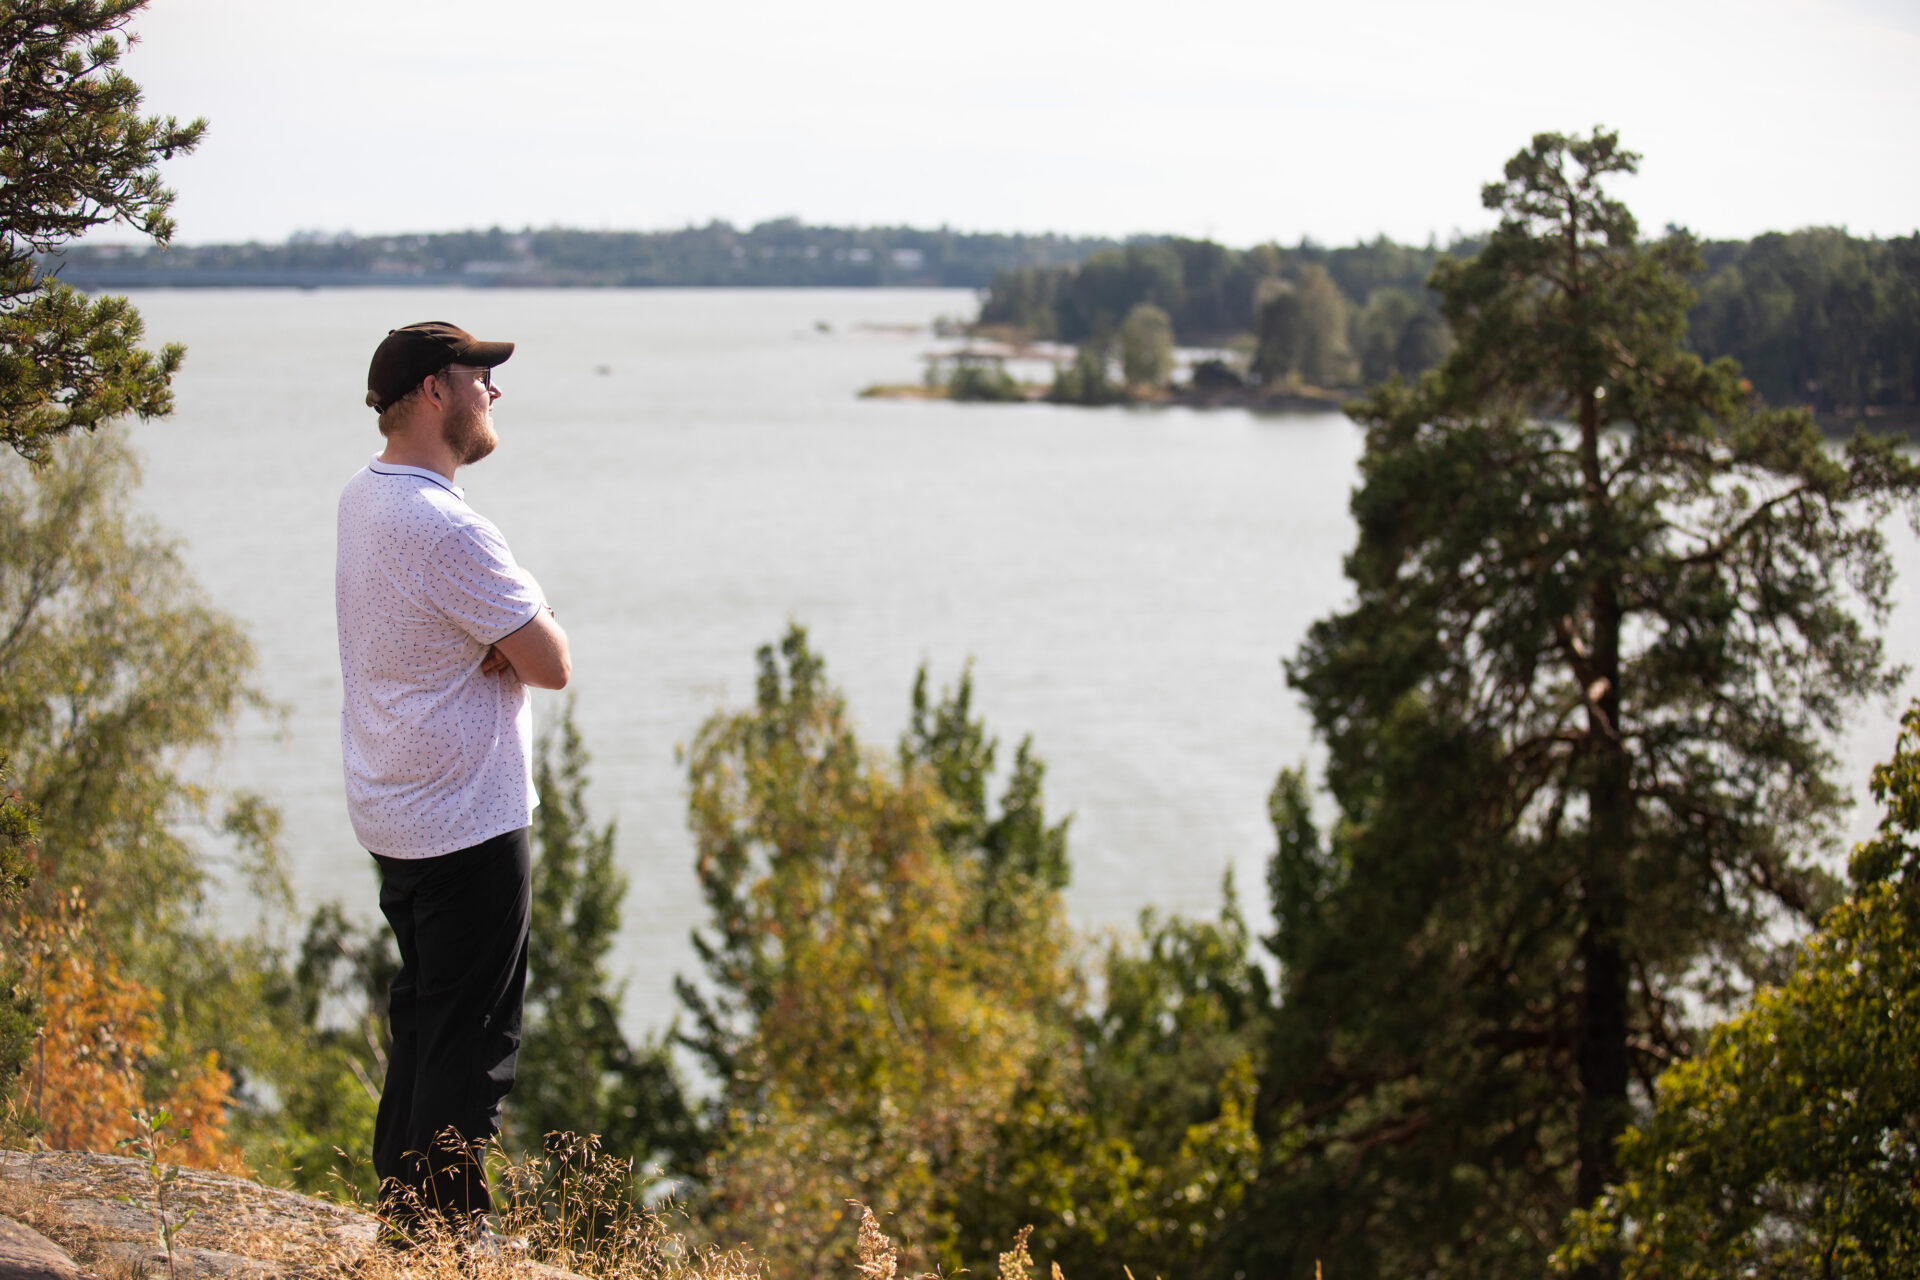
[{"left": 480, "top": 644, "right": 512, "bottom": 677}]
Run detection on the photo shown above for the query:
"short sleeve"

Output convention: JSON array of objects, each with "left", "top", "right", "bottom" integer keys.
[{"left": 420, "top": 521, "right": 543, "bottom": 645}]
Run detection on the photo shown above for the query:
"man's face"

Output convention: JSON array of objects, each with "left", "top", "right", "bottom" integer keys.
[{"left": 439, "top": 365, "right": 500, "bottom": 465}]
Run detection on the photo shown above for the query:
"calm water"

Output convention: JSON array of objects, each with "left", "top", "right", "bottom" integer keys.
[{"left": 119, "top": 287, "right": 1920, "bottom": 1033}]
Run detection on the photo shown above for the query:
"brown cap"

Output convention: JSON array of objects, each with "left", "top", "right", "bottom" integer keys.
[{"left": 366, "top": 321, "right": 514, "bottom": 412}]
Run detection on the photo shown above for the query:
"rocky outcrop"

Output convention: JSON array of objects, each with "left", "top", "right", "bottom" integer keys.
[
  {"left": 0, "top": 1151, "right": 377, "bottom": 1279},
  {"left": 0, "top": 1213, "right": 82, "bottom": 1280}
]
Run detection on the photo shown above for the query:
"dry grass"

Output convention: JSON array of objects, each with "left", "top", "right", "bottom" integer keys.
[
  {"left": 337, "top": 1137, "right": 975, "bottom": 1280},
  {"left": 1, "top": 1135, "right": 1055, "bottom": 1280},
  {"left": 332, "top": 1134, "right": 761, "bottom": 1280}
]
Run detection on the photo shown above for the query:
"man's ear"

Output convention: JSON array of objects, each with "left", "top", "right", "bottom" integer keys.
[{"left": 418, "top": 371, "right": 445, "bottom": 410}]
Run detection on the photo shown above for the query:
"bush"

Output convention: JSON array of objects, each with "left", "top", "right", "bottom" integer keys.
[
  {"left": 947, "top": 359, "right": 1025, "bottom": 402},
  {"left": 1047, "top": 343, "right": 1125, "bottom": 406},
  {"left": 1118, "top": 303, "right": 1174, "bottom": 390}
]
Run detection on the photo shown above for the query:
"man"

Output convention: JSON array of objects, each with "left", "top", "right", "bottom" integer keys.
[{"left": 336, "top": 321, "right": 570, "bottom": 1233}]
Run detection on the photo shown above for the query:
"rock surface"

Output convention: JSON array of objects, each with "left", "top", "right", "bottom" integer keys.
[
  {"left": 0, "top": 1213, "right": 81, "bottom": 1280},
  {"left": 0, "top": 1151, "right": 377, "bottom": 1278},
  {"left": 0, "top": 1151, "right": 596, "bottom": 1280}
]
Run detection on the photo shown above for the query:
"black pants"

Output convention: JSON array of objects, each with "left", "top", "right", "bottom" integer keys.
[{"left": 371, "top": 827, "right": 531, "bottom": 1225}]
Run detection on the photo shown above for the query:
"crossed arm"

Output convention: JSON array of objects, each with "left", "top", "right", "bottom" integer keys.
[{"left": 480, "top": 568, "right": 571, "bottom": 689}]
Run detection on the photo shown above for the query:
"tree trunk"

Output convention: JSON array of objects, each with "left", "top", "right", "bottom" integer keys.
[
  {"left": 1576, "top": 382, "right": 1631, "bottom": 1279},
  {"left": 1577, "top": 755, "right": 1631, "bottom": 1201}
]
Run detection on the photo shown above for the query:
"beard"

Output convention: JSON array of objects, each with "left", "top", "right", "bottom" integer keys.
[{"left": 441, "top": 397, "right": 497, "bottom": 465}]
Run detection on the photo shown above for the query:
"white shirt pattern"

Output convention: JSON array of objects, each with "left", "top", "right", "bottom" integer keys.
[{"left": 336, "top": 458, "right": 543, "bottom": 857}]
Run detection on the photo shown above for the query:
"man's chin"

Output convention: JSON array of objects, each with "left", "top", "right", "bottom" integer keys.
[{"left": 446, "top": 414, "right": 498, "bottom": 466}]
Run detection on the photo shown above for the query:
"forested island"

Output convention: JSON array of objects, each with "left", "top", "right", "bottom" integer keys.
[{"left": 946, "top": 228, "right": 1920, "bottom": 422}]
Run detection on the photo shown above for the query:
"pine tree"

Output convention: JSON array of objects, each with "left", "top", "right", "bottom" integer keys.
[
  {"left": 1234, "top": 129, "right": 1920, "bottom": 1279},
  {"left": 0, "top": 0, "right": 204, "bottom": 461}
]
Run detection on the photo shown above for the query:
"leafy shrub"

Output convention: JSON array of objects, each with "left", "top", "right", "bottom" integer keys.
[
  {"left": 1047, "top": 344, "right": 1124, "bottom": 406},
  {"left": 947, "top": 360, "right": 1025, "bottom": 402}
]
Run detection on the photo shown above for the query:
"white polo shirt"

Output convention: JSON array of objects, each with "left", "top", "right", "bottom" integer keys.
[{"left": 336, "top": 459, "right": 543, "bottom": 858}]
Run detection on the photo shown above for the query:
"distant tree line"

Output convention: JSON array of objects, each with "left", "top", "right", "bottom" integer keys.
[
  {"left": 980, "top": 227, "right": 1920, "bottom": 414},
  {"left": 45, "top": 219, "right": 1123, "bottom": 289},
  {"left": 1692, "top": 228, "right": 1920, "bottom": 416}
]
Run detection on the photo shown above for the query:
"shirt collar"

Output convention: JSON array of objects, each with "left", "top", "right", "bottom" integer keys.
[{"left": 368, "top": 457, "right": 464, "bottom": 500}]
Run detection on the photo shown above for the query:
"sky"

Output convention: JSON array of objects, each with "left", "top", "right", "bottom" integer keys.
[{"left": 115, "top": 0, "right": 1920, "bottom": 248}]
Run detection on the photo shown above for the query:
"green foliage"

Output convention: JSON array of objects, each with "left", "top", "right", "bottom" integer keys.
[
  {"left": 0, "top": 983, "right": 34, "bottom": 1119},
  {"left": 1249, "top": 287, "right": 1303, "bottom": 388},
  {"left": 0, "top": 755, "right": 35, "bottom": 1094},
  {"left": 0, "top": 751, "right": 36, "bottom": 907},
  {"left": 0, "top": 0, "right": 204, "bottom": 461},
  {"left": 1351, "top": 286, "right": 1417, "bottom": 386},
  {"left": 679, "top": 626, "right": 1076, "bottom": 1275},
  {"left": 680, "top": 629, "right": 1265, "bottom": 1279},
  {"left": 971, "top": 1054, "right": 1260, "bottom": 1280},
  {"left": 979, "top": 235, "right": 1448, "bottom": 351},
  {"left": 1290, "top": 263, "right": 1351, "bottom": 387},
  {"left": 1351, "top": 286, "right": 1449, "bottom": 387},
  {"left": 1084, "top": 884, "right": 1268, "bottom": 1161},
  {"left": 0, "top": 429, "right": 262, "bottom": 955},
  {"left": 1561, "top": 704, "right": 1920, "bottom": 1276},
  {"left": 1064, "top": 246, "right": 1185, "bottom": 342},
  {"left": 1235, "top": 128, "right": 1920, "bottom": 1280},
  {"left": 959, "top": 889, "right": 1269, "bottom": 1280},
  {"left": 900, "top": 662, "right": 1069, "bottom": 909},
  {"left": 1251, "top": 264, "right": 1352, "bottom": 389},
  {"left": 944, "top": 356, "right": 1025, "bottom": 403},
  {"left": 978, "top": 265, "right": 1063, "bottom": 337},
  {"left": 1047, "top": 341, "right": 1124, "bottom": 406},
  {"left": 1118, "top": 303, "right": 1174, "bottom": 390},
  {"left": 509, "top": 702, "right": 700, "bottom": 1177},
  {"left": 1692, "top": 228, "right": 1920, "bottom": 416},
  {"left": 117, "top": 1106, "right": 197, "bottom": 1280},
  {"left": 232, "top": 900, "right": 392, "bottom": 1195},
  {"left": 1251, "top": 262, "right": 1359, "bottom": 387}
]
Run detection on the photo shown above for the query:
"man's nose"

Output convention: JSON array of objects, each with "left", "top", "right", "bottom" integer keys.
[{"left": 488, "top": 383, "right": 503, "bottom": 402}]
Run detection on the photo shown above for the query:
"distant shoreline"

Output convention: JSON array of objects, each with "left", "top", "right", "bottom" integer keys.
[
  {"left": 38, "top": 220, "right": 1127, "bottom": 293},
  {"left": 45, "top": 270, "right": 989, "bottom": 290},
  {"left": 861, "top": 379, "right": 1353, "bottom": 415},
  {"left": 862, "top": 377, "right": 1919, "bottom": 436}
]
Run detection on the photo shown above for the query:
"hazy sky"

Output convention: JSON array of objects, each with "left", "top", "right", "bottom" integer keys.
[{"left": 118, "top": 0, "right": 1919, "bottom": 247}]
